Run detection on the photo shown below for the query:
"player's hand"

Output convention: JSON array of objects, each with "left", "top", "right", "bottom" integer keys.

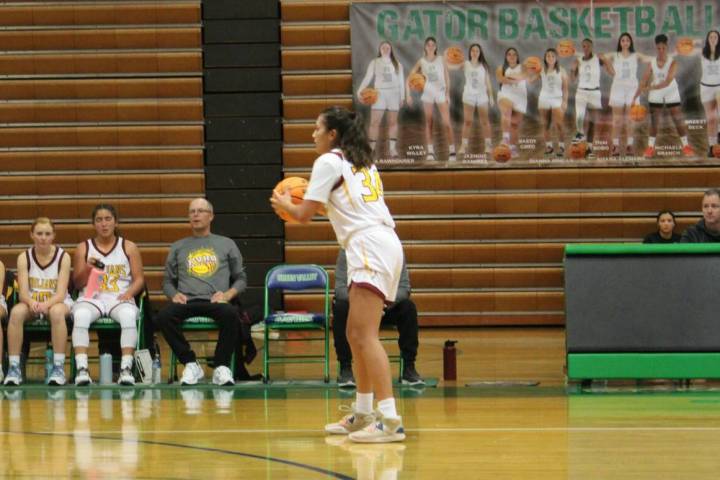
[
  {"left": 117, "top": 292, "right": 133, "bottom": 302},
  {"left": 270, "top": 189, "right": 292, "bottom": 215},
  {"left": 172, "top": 292, "right": 187, "bottom": 304}
]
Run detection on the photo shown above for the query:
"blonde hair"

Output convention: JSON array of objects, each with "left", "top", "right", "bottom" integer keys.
[{"left": 31, "top": 217, "right": 55, "bottom": 233}]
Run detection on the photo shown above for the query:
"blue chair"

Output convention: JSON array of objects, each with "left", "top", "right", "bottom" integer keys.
[{"left": 263, "top": 264, "right": 330, "bottom": 382}]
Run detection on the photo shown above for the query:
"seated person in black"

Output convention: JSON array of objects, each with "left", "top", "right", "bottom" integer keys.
[
  {"left": 680, "top": 188, "right": 720, "bottom": 242},
  {"left": 332, "top": 248, "right": 424, "bottom": 387},
  {"left": 643, "top": 210, "right": 681, "bottom": 243}
]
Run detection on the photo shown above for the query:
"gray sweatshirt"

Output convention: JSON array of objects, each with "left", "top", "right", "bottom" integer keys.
[
  {"left": 163, "top": 233, "right": 247, "bottom": 301},
  {"left": 334, "top": 248, "right": 410, "bottom": 303}
]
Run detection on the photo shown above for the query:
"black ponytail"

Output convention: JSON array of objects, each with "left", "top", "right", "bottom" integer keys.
[{"left": 321, "top": 106, "right": 373, "bottom": 168}]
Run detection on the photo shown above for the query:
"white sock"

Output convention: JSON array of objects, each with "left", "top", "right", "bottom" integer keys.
[
  {"left": 76, "top": 353, "right": 89, "bottom": 370},
  {"left": 377, "top": 397, "right": 399, "bottom": 419},
  {"left": 121, "top": 355, "right": 134, "bottom": 370},
  {"left": 449, "top": 144, "right": 456, "bottom": 154},
  {"left": 546, "top": 141, "right": 552, "bottom": 148},
  {"left": 628, "top": 137, "right": 634, "bottom": 146},
  {"left": 484, "top": 138, "right": 491, "bottom": 149},
  {"left": 389, "top": 139, "right": 397, "bottom": 151},
  {"left": 356, "top": 392, "right": 374, "bottom": 414},
  {"left": 462, "top": 137, "right": 469, "bottom": 146},
  {"left": 369, "top": 140, "right": 377, "bottom": 151},
  {"left": 648, "top": 137, "right": 656, "bottom": 147},
  {"left": 681, "top": 136, "right": 689, "bottom": 147},
  {"left": 9, "top": 355, "right": 20, "bottom": 367},
  {"left": 710, "top": 136, "right": 715, "bottom": 147},
  {"left": 53, "top": 353, "right": 65, "bottom": 366},
  {"left": 502, "top": 132, "right": 510, "bottom": 143},
  {"left": 612, "top": 138, "right": 619, "bottom": 146},
  {"left": 558, "top": 142, "right": 565, "bottom": 150},
  {"left": 427, "top": 144, "right": 435, "bottom": 154}
]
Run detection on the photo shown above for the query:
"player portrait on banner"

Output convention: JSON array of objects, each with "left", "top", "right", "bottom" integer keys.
[{"left": 350, "top": 1, "right": 720, "bottom": 169}]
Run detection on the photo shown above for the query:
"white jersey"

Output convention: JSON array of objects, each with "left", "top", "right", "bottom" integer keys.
[
  {"left": 82, "top": 237, "right": 133, "bottom": 300},
  {"left": 500, "top": 64, "right": 527, "bottom": 96},
  {"left": 357, "top": 57, "right": 405, "bottom": 95},
  {"left": 420, "top": 56, "right": 446, "bottom": 90},
  {"left": 27, "top": 246, "right": 71, "bottom": 304},
  {"left": 612, "top": 52, "right": 639, "bottom": 85},
  {"left": 304, "top": 149, "right": 396, "bottom": 248},
  {"left": 577, "top": 54, "right": 601, "bottom": 90},
  {"left": 540, "top": 68, "right": 564, "bottom": 99},
  {"left": 650, "top": 56, "right": 678, "bottom": 90},
  {"left": 701, "top": 55, "right": 720, "bottom": 86},
  {"left": 463, "top": 61, "right": 488, "bottom": 96}
]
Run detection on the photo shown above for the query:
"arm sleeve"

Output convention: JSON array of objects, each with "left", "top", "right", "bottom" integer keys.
[
  {"left": 357, "top": 60, "right": 375, "bottom": 95},
  {"left": 394, "top": 260, "right": 411, "bottom": 302},
  {"left": 334, "top": 249, "right": 349, "bottom": 301},
  {"left": 162, "top": 243, "right": 180, "bottom": 299},
  {"left": 228, "top": 241, "right": 248, "bottom": 294},
  {"left": 303, "top": 154, "right": 342, "bottom": 204}
]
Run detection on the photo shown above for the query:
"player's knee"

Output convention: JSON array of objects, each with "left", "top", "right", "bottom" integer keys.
[{"left": 72, "top": 307, "right": 93, "bottom": 330}]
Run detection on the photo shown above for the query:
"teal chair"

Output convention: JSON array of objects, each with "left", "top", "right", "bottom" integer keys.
[
  {"left": 167, "top": 315, "right": 235, "bottom": 383},
  {"left": 263, "top": 264, "right": 330, "bottom": 383}
]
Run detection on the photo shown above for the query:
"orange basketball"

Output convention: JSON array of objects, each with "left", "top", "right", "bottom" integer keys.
[
  {"left": 359, "top": 87, "right": 379, "bottom": 105},
  {"left": 523, "top": 56, "right": 542, "bottom": 74},
  {"left": 273, "top": 176, "right": 308, "bottom": 222},
  {"left": 444, "top": 45, "right": 465, "bottom": 66},
  {"left": 676, "top": 37, "right": 694, "bottom": 55},
  {"left": 493, "top": 144, "right": 512, "bottom": 163},
  {"left": 629, "top": 104, "right": 647, "bottom": 122},
  {"left": 557, "top": 39, "right": 575, "bottom": 58},
  {"left": 408, "top": 72, "right": 426, "bottom": 93},
  {"left": 569, "top": 142, "right": 588, "bottom": 159},
  {"left": 712, "top": 144, "right": 720, "bottom": 158}
]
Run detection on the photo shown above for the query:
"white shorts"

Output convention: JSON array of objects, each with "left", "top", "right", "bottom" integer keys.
[
  {"left": 609, "top": 81, "right": 639, "bottom": 107},
  {"left": 648, "top": 84, "right": 681, "bottom": 105},
  {"left": 575, "top": 88, "right": 602, "bottom": 111},
  {"left": 462, "top": 90, "right": 489, "bottom": 108},
  {"left": 372, "top": 88, "right": 401, "bottom": 112},
  {"left": 73, "top": 297, "right": 138, "bottom": 319},
  {"left": 421, "top": 83, "right": 447, "bottom": 104},
  {"left": 345, "top": 226, "right": 403, "bottom": 303},
  {"left": 700, "top": 83, "right": 720, "bottom": 104},
  {"left": 538, "top": 94, "right": 562, "bottom": 110},
  {"left": 497, "top": 90, "right": 527, "bottom": 114}
]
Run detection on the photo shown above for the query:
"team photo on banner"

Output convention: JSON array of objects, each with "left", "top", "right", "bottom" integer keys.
[{"left": 350, "top": 1, "right": 720, "bottom": 168}]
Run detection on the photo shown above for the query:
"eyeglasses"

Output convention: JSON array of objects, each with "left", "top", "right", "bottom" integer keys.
[{"left": 188, "top": 209, "right": 212, "bottom": 215}]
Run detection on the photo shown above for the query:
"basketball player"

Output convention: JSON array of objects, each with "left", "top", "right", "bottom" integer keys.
[
  {"left": 71, "top": 204, "right": 145, "bottom": 386},
  {"left": 458, "top": 43, "right": 494, "bottom": 157},
  {"left": 700, "top": 30, "right": 720, "bottom": 156},
  {"left": 4, "top": 218, "right": 73, "bottom": 386},
  {"left": 633, "top": 34, "right": 695, "bottom": 158},
  {"left": 571, "top": 38, "right": 608, "bottom": 158},
  {"left": 357, "top": 41, "right": 404, "bottom": 158},
  {"left": 407, "top": 36, "right": 456, "bottom": 162},
  {"left": 538, "top": 48, "right": 569, "bottom": 157},
  {"left": 496, "top": 47, "right": 528, "bottom": 159},
  {"left": 271, "top": 106, "right": 405, "bottom": 443}
]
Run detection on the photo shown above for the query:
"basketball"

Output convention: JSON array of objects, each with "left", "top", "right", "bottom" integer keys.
[
  {"left": 569, "top": 142, "right": 588, "bottom": 159},
  {"left": 557, "top": 39, "right": 575, "bottom": 57},
  {"left": 712, "top": 144, "right": 720, "bottom": 158},
  {"left": 359, "top": 87, "right": 379, "bottom": 106},
  {"left": 408, "top": 72, "right": 426, "bottom": 93},
  {"left": 444, "top": 45, "right": 465, "bottom": 66},
  {"left": 676, "top": 37, "right": 694, "bottom": 55},
  {"left": 273, "top": 176, "right": 308, "bottom": 222},
  {"left": 493, "top": 144, "right": 512, "bottom": 163},
  {"left": 629, "top": 104, "right": 647, "bottom": 122},
  {"left": 523, "top": 56, "right": 542, "bottom": 74}
]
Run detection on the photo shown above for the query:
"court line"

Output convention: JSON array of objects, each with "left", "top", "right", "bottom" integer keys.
[{"left": 4, "top": 430, "right": 354, "bottom": 480}]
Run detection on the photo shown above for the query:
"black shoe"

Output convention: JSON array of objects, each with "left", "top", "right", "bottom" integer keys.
[
  {"left": 401, "top": 364, "right": 425, "bottom": 386},
  {"left": 337, "top": 364, "right": 356, "bottom": 388},
  {"left": 573, "top": 132, "right": 585, "bottom": 143}
]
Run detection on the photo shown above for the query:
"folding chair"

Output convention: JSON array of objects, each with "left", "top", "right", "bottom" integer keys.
[
  {"left": 263, "top": 264, "right": 330, "bottom": 382},
  {"left": 167, "top": 315, "right": 236, "bottom": 383}
]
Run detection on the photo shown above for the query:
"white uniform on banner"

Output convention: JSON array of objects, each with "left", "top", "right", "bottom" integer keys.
[
  {"left": 497, "top": 64, "right": 527, "bottom": 114},
  {"left": 304, "top": 148, "right": 402, "bottom": 302},
  {"left": 419, "top": 57, "right": 447, "bottom": 104},
  {"left": 538, "top": 68, "right": 564, "bottom": 110},
  {"left": 357, "top": 57, "right": 405, "bottom": 111},
  {"left": 609, "top": 52, "right": 639, "bottom": 107},
  {"left": 462, "top": 61, "right": 489, "bottom": 107},
  {"left": 648, "top": 56, "right": 681, "bottom": 105},
  {"left": 27, "top": 246, "right": 73, "bottom": 311},
  {"left": 700, "top": 55, "right": 720, "bottom": 103},
  {"left": 575, "top": 54, "right": 602, "bottom": 110}
]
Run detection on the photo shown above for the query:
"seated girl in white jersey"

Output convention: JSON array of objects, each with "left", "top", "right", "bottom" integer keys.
[
  {"left": 407, "top": 36, "right": 456, "bottom": 162},
  {"left": 3, "top": 218, "right": 73, "bottom": 386},
  {"left": 356, "top": 41, "right": 405, "bottom": 158},
  {"left": 71, "top": 204, "right": 145, "bottom": 386},
  {"left": 633, "top": 34, "right": 695, "bottom": 158},
  {"left": 271, "top": 106, "right": 405, "bottom": 443},
  {"left": 537, "top": 48, "right": 569, "bottom": 157},
  {"left": 458, "top": 43, "right": 495, "bottom": 158}
]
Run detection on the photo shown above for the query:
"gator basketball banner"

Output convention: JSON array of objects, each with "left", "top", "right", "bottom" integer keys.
[{"left": 350, "top": 2, "right": 720, "bottom": 168}]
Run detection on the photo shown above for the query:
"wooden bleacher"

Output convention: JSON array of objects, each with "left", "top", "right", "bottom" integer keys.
[{"left": 279, "top": 0, "right": 718, "bottom": 327}]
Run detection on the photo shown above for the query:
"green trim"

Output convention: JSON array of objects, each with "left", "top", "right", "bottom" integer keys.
[
  {"left": 567, "top": 353, "right": 720, "bottom": 379},
  {"left": 564, "top": 243, "right": 720, "bottom": 256}
]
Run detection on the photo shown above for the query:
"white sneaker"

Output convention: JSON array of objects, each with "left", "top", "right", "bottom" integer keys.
[
  {"left": 212, "top": 365, "right": 235, "bottom": 386},
  {"left": 349, "top": 414, "right": 406, "bottom": 443},
  {"left": 3, "top": 365, "right": 22, "bottom": 386},
  {"left": 180, "top": 362, "right": 204, "bottom": 386},
  {"left": 74, "top": 367, "right": 92, "bottom": 386},
  {"left": 325, "top": 403, "right": 375, "bottom": 434},
  {"left": 118, "top": 367, "right": 135, "bottom": 386},
  {"left": 47, "top": 365, "right": 67, "bottom": 386},
  {"left": 251, "top": 322, "right": 279, "bottom": 340}
]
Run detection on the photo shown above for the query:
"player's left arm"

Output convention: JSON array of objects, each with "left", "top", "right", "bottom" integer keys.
[{"left": 118, "top": 240, "right": 145, "bottom": 301}]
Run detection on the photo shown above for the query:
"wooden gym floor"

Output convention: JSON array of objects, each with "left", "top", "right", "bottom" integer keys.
[{"left": 2, "top": 328, "right": 720, "bottom": 479}]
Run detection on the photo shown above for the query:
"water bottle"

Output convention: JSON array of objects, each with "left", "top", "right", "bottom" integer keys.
[
  {"left": 83, "top": 259, "right": 105, "bottom": 300},
  {"left": 44, "top": 345, "right": 54, "bottom": 382},
  {"left": 99, "top": 353, "right": 113, "bottom": 385},
  {"left": 443, "top": 340, "right": 457, "bottom": 381},
  {"left": 152, "top": 352, "right": 162, "bottom": 385}
]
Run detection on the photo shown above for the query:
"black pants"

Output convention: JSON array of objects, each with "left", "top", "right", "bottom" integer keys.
[
  {"left": 332, "top": 298, "right": 419, "bottom": 366},
  {"left": 155, "top": 301, "right": 239, "bottom": 367}
]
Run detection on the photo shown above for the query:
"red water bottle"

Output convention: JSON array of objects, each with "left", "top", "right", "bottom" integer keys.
[{"left": 443, "top": 340, "right": 457, "bottom": 381}]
